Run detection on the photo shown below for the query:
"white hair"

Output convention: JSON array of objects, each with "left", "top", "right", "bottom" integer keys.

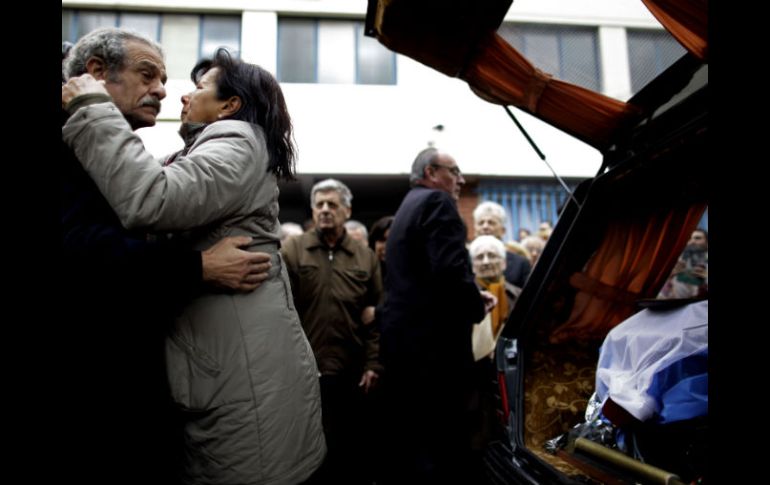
[
  {"left": 344, "top": 220, "right": 368, "bottom": 239},
  {"left": 521, "top": 235, "right": 545, "bottom": 253},
  {"left": 310, "top": 178, "right": 353, "bottom": 208},
  {"left": 473, "top": 201, "right": 508, "bottom": 224},
  {"left": 469, "top": 235, "right": 506, "bottom": 259}
]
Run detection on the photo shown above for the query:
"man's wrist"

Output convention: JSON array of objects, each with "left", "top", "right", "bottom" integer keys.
[{"left": 200, "top": 247, "right": 214, "bottom": 282}]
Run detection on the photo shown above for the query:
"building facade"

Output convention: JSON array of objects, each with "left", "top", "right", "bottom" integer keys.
[{"left": 62, "top": 0, "right": 690, "bottom": 239}]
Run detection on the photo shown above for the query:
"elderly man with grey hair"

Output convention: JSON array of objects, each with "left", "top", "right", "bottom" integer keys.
[
  {"left": 282, "top": 178, "right": 383, "bottom": 484},
  {"left": 60, "top": 28, "right": 275, "bottom": 483},
  {"left": 378, "top": 147, "right": 497, "bottom": 483},
  {"left": 473, "top": 201, "right": 531, "bottom": 288}
]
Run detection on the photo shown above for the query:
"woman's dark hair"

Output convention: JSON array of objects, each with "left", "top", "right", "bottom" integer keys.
[
  {"left": 192, "top": 48, "right": 296, "bottom": 181},
  {"left": 368, "top": 215, "right": 394, "bottom": 251}
]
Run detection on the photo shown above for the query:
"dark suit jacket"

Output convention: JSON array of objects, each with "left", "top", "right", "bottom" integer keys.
[
  {"left": 379, "top": 186, "right": 485, "bottom": 377},
  {"left": 504, "top": 251, "right": 531, "bottom": 288},
  {"left": 60, "top": 108, "right": 201, "bottom": 483}
]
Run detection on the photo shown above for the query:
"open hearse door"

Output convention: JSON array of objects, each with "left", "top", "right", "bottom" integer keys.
[{"left": 366, "top": 0, "right": 708, "bottom": 483}]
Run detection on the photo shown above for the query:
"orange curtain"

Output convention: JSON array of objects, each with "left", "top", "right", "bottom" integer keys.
[
  {"left": 369, "top": 0, "right": 707, "bottom": 149},
  {"left": 642, "top": 0, "right": 708, "bottom": 60},
  {"left": 549, "top": 202, "right": 707, "bottom": 344},
  {"left": 370, "top": 0, "right": 513, "bottom": 78},
  {"left": 461, "top": 33, "right": 641, "bottom": 149}
]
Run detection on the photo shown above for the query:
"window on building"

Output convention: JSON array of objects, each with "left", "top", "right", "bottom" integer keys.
[
  {"left": 119, "top": 12, "right": 161, "bottom": 42},
  {"left": 626, "top": 29, "right": 687, "bottom": 95},
  {"left": 76, "top": 11, "right": 119, "bottom": 38},
  {"left": 161, "top": 15, "right": 200, "bottom": 80},
  {"left": 277, "top": 18, "right": 316, "bottom": 83},
  {"left": 477, "top": 180, "right": 579, "bottom": 242},
  {"left": 277, "top": 17, "right": 396, "bottom": 85},
  {"left": 317, "top": 20, "right": 356, "bottom": 83},
  {"left": 62, "top": 9, "right": 241, "bottom": 79},
  {"left": 498, "top": 23, "right": 601, "bottom": 92},
  {"left": 62, "top": 10, "right": 158, "bottom": 42},
  {"left": 62, "top": 10, "right": 74, "bottom": 43},
  {"left": 200, "top": 15, "right": 241, "bottom": 59},
  {"left": 356, "top": 23, "right": 396, "bottom": 85}
]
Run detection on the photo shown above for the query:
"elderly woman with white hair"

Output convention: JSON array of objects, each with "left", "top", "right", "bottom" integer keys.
[
  {"left": 469, "top": 235, "right": 522, "bottom": 341},
  {"left": 467, "top": 235, "right": 522, "bottom": 452}
]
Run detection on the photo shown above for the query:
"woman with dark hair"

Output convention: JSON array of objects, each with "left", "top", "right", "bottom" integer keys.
[
  {"left": 368, "top": 215, "right": 394, "bottom": 267},
  {"left": 61, "top": 48, "right": 325, "bottom": 484}
]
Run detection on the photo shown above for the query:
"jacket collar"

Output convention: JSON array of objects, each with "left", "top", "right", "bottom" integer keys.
[
  {"left": 178, "top": 122, "right": 208, "bottom": 148},
  {"left": 303, "top": 228, "right": 356, "bottom": 255},
  {"left": 164, "top": 122, "right": 209, "bottom": 166}
]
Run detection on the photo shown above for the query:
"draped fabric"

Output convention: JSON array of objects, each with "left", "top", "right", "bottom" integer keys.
[
  {"left": 549, "top": 202, "right": 707, "bottom": 344},
  {"left": 476, "top": 277, "right": 509, "bottom": 338},
  {"left": 641, "top": 0, "right": 708, "bottom": 60},
  {"left": 460, "top": 33, "right": 641, "bottom": 149},
  {"left": 367, "top": 0, "right": 512, "bottom": 78},
  {"left": 367, "top": 0, "right": 707, "bottom": 150}
]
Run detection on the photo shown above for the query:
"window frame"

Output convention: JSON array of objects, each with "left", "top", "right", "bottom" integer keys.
[
  {"left": 498, "top": 22, "right": 602, "bottom": 93},
  {"left": 277, "top": 16, "right": 396, "bottom": 85}
]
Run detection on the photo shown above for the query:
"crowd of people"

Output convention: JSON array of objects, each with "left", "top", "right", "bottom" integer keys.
[{"left": 61, "top": 27, "right": 707, "bottom": 485}]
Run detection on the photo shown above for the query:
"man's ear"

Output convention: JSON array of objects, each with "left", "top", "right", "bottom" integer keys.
[
  {"left": 424, "top": 165, "right": 436, "bottom": 181},
  {"left": 220, "top": 96, "right": 242, "bottom": 118},
  {"left": 85, "top": 56, "right": 108, "bottom": 80}
]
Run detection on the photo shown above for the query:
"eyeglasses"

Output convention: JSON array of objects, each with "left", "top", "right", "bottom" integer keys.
[{"left": 430, "top": 163, "right": 462, "bottom": 177}]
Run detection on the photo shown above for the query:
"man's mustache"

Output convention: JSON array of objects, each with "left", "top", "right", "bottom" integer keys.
[{"left": 139, "top": 97, "right": 161, "bottom": 111}]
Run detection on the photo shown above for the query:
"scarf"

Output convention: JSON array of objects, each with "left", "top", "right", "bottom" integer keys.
[
  {"left": 476, "top": 277, "right": 509, "bottom": 338},
  {"left": 164, "top": 122, "right": 208, "bottom": 166}
]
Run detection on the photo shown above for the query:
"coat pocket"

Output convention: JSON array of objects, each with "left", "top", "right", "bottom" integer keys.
[{"left": 165, "top": 323, "right": 223, "bottom": 411}]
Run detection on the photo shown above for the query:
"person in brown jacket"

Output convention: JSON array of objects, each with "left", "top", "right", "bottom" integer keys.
[{"left": 282, "top": 178, "right": 383, "bottom": 485}]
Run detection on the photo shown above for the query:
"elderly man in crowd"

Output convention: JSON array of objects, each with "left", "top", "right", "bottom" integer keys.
[
  {"left": 282, "top": 178, "right": 383, "bottom": 485},
  {"left": 473, "top": 201, "right": 531, "bottom": 288},
  {"left": 378, "top": 147, "right": 496, "bottom": 484},
  {"left": 60, "top": 29, "right": 271, "bottom": 483}
]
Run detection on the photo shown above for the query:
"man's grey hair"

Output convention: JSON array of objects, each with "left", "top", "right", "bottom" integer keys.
[
  {"left": 409, "top": 147, "right": 439, "bottom": 186},
  {"left": 63, "top": 27, "right": 164, "bottom": 81},
  {"left": 469, "top": 235, "right": 506, "bottom": 259},
  {"left": 310, "top": 178, "right": 353, "bottom": 208},
  {"left": 344, "top": 220, "right": 368, "bottom": 239},
  {"left": 473, "top": 201, "right": 508, "bottom": 225}
]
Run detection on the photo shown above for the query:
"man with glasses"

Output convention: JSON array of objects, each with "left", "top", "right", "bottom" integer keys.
[{"left": 378, "top": 147, "right": 496, "bottom": 484}]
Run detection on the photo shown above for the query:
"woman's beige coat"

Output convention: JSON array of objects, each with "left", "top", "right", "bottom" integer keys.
[{"left": 63, "top": 102, "right": 325, "bottom": 484}]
